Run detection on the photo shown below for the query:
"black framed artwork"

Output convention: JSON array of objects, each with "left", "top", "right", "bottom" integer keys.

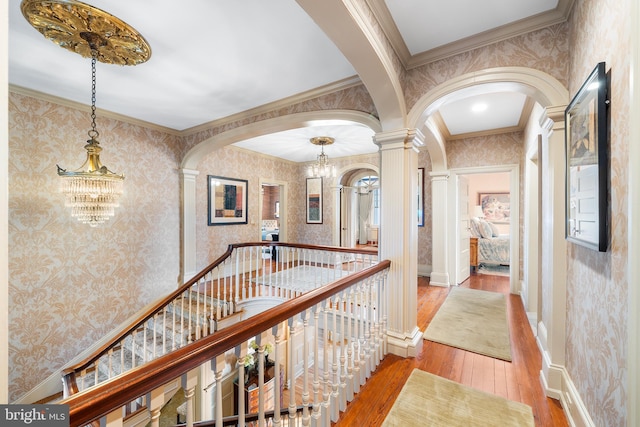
[
  {"left": 207, "top": 175, "right": 248, "bottom": 226},
  {"left": 565, "top": 62, "right": 609, "bottom": 252}
]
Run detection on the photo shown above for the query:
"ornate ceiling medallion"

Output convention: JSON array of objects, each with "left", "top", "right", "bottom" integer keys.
[{"left": 21, "top": 0, "right": 151, "bottom": 65}]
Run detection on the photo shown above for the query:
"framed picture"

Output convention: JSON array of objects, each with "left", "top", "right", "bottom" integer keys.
[
  {"left": 479, "top": 192, "right": 510, "bottom": 223},
  {"left": 417, "top": 168, "right": 424, "bottom": 227},
  {"left": 207, "top": 175, "right": 248, "bottom": 226},
  {"left": 565, "top": 61, "right": 609, "bottom": 252},
  {"left": 306, "top": 177, "right": 322, "bottom": 224}
]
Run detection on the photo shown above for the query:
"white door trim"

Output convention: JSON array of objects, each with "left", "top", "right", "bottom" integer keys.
[{"left": 447, "top": 164, "right": 520, "bottom": 293}]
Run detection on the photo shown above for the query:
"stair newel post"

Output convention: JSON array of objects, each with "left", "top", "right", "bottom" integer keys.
[
  {"left": 181, "top": 368, "right": 198, "bottom": 427},
  {"left": 61, "top": 371, "right": 78, "bottom": 398},
  {"left": 148, "top": 384, "right": 164, "bottom": 427},
  {"left": 311, "top": 304, "right": 322, "bottom": 425},
  {"left": 273, "top": 324, "right": 283, "bottom": 427},
  {"left": 301, "top": 309, "right": 311, "bottom": 425}
]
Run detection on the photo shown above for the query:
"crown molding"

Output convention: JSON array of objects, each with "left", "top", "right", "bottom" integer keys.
[
  {"left": 368, "top": 0, "right": 575, "bottom": 70},
  {"left": 181, "top": 75, "right": 363, "bottom": 137},
  {"left": 8, "top": 84, "right": 182, "bottom": 137},
  {"left": 10, "top": 75, "right": 364, "bottom": 139}
]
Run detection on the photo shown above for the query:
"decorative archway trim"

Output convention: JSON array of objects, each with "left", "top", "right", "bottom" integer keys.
[
  {"left": 408, "top": 66, "right": 569, "bottom": 171},
  {"left": 181, "top": 109, "right": 382, "bottom": 170}
]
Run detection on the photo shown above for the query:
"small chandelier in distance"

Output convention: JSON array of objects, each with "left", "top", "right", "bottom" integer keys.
[
  {"left": 21, "top": 0, "right": 152, "bottom": 226},
  {"left": 307, "top": 136, "right": 337, "bottom": 178}
]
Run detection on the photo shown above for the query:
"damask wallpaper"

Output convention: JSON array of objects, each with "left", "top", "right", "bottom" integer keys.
[
  {"left": 8, "top": 93, "right": 183, "bottom": 402},
  {"left": 565, "top": 0, "right": 630, "bottom": 425},
  {"left": 6, "top": 3, "right": 631, "bottom": 424}
]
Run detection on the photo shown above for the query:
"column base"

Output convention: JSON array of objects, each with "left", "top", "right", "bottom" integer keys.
[{"left": 386, "top": 327, "right": 423, "bottom": 358}]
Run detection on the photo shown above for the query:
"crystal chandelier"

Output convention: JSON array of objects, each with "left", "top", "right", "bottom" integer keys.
[
  {"left": 307, "top": 136, "right": 337, "bottom": 178},
  {"left": 21, "top": 0, "right": 151, "bottom": 226}
]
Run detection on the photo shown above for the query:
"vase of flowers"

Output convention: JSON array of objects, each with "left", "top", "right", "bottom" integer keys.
[{"left": 240, "top": 340, "right": 274, "bottom": 385}]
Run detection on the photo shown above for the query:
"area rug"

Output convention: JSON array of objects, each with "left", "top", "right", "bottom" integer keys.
[
  {"left": 253, "top": 265, "right": 348, "bottom": 293},
  {"left": 423, "top": 287, "right": 512, "bottom": 361},
  {"left": 381, "top": 369, "right": 534, "bottom": 427},
  {"left": 478, "top": 263, "right": 510, "bottom": 276}
]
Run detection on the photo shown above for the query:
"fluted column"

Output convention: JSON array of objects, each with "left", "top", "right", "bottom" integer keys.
[{"left": 374, "top": 129, "right": 423, "bottom": 358}]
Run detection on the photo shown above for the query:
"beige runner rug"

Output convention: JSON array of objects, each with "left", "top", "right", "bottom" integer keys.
[
  {"left": 423, "top": 287, "right": 512, "bottom": 361},
  {"left": 382, "top": 369, "right": 534, "bottom": 427}
]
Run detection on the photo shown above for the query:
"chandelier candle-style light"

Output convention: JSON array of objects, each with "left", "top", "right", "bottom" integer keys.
[
  {"left": 307, "top": 136, "right": 337, "bottom": 178},
  {"left": 21, "top": 0, "right": 152, "bottom": 226}
]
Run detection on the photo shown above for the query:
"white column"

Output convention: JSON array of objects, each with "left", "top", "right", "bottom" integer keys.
[
  {"left": 374, "top": 129, "right": 423, "bottom": 358},
  {"left": 429, "top": 171, "right": 450, "bottom": 287},
  {"left": 181, "top": 169, "right": 200, "bottom": 283},
  {"left": 537, "top": 106, "right": 567, "bottom": 397}
]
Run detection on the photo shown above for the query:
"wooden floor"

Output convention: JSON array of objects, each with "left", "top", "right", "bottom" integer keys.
[{"left": 333, "top": 272, "right": 569, "bottom": 427}]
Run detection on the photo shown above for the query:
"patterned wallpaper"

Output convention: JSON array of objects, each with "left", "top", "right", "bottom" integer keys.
[
  {"left": 8, "top": 5, "right": 629, "bottom": 423},
  {"left": 403, "top": 23, "right": 569, "bottom": 112},
  {"left": 194, "top": 149, "right": 380, "bottom": 270},
  {"left": 565, "top": 0, "right": 629, "bottom": 425},
  {"left": 8, "top": 93, "right": 182, "bottom": 402}
]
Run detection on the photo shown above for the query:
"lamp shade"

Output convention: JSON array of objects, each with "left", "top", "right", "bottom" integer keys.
[{"left": 473, "top": 205, "right": 484, "bottom": 218}]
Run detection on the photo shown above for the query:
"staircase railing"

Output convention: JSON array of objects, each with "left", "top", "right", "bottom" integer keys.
[
  {"left": 59, "top": 252, "right": 389, "bottom": 427},
  {"left": 62, "top": 242, "right": 379, "bottom": 395}
]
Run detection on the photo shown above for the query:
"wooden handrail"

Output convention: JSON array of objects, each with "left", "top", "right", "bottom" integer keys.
[
  {"left": 62, "top": 242, "right": 377, "bottom": 391},
  {"left": 62, "top": 259, "right": 390, "bottom": 427}
]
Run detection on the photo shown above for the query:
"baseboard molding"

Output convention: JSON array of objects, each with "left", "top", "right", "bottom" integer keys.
[
  {"left": 538, "top": 340, "right": 595, "bottom": 427},
  {"left": 417, "top": 263, "right": 431, "bottom": 278}
]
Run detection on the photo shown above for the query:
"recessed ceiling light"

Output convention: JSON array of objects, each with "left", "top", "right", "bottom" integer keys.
[{"left": 471, "top": 103, "right": 488, "bottom": 113}]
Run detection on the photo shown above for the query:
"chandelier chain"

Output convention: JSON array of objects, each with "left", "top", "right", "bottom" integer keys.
[{"left": 88, "top": 49, "right": 99, "bottom": 140}]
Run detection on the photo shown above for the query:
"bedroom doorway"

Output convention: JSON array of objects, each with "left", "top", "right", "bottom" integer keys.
[
  {"left": 449, "top": 165, "right": 519, "bottom": 292},
  {"left": 258, "top": 179, "right": 287, "bottom": 243}
]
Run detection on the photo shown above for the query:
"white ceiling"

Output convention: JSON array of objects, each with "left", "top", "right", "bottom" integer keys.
[{"left": 8, "top": 0, "right": 568, "bottom": 163}]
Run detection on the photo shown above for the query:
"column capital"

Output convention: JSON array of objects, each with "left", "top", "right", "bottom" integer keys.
[
  {"left": 429, "top": 170, "right": 449, "bottom": 181},
  {"left": 180, "top": 168, "right": 200, "bottom": 178},
  {"left": 374, "top": 128, "right": 425, "bottom": 151}
]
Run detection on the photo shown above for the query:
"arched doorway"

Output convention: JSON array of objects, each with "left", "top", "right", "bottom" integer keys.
[{"left": 336, "top": 168, "right": 380, "bottom": 248}]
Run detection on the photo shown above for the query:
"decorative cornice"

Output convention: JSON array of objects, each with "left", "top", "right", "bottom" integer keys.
[
  {"left": 367, "top": 0, "right": 575, "bottom": 70},
  {"left": 9, "top": 84, "right": 181, "bottom": 136},
  {"left": 181, "top": 75, "right": 363, "bottom": 137},
  {"left": 10, "top": 75, "right": 365, "bottom": 139}
]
